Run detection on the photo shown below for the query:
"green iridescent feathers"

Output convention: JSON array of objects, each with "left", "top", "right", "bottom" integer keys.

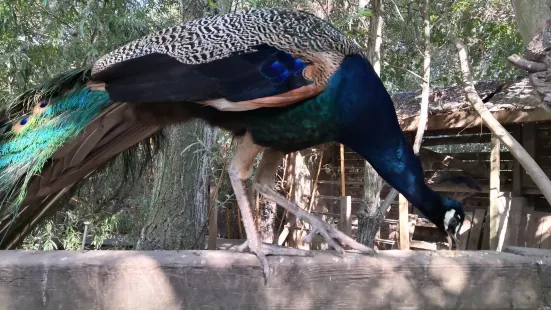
[{"left": 0, "top": 68, "right": 111, "bottom": 215}]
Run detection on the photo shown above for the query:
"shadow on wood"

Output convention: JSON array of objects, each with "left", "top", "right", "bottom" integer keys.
[{"left": 0, "top": 249, "right": 549, "bottom": 309}]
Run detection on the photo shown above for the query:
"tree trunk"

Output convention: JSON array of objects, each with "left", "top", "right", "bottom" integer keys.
[
  {"left": 512, "top": 0, "right": 551, "bottom": 44},
  {"left": 357, "top": 0, "right": 385, "bottom": 247},
  {"left": 412, "top": 0, "right": 431, "bottom": 154},
  {"left": 137, "top": 3, "right": 215, "bottom": 250},
  {"left": 136, "top": 121, "right": 214, "bottom": 250}
]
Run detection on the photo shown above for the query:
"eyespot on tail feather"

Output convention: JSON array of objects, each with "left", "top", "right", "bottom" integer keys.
[{"left": 0, "top": 86, "right": 110, "bottom": 215}]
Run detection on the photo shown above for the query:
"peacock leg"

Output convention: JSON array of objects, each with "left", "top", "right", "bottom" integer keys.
[
  {"left": 227, "top": 132, "right": 311, "bottom": 280},
  {"left": 254, "top": 148, "right": 376, "bottom": 255}
]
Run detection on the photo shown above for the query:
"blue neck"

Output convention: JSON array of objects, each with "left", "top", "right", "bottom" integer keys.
[{"left": 334, "top": 55, "right": 443, "bottom": 217}]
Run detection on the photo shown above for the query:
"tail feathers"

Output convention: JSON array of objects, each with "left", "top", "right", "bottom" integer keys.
[
  {"left": 0, "top": 86, "right": 111, "bottom": 210},
  {"left": 0, "top": 101, "right": 168, "bottom": 248}
]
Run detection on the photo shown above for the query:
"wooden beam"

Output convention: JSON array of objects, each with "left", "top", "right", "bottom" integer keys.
[
  {"left": 0, "top": 250, "right": 550, "bottom": 309},
  {"left": 398, "top": 194, "right": 410, "bottom": 250},
  {"left": 399, "top": 107, "right": 551, "bottom": 132},
  {"left": 428, "top": 183, "right": 541, "bottom": 195},
  {"left": 489, "top": 134, "right": 500, "bottom": 250},
  {"left": 421, "top": 134, "right": 491, "bottom": 146}
]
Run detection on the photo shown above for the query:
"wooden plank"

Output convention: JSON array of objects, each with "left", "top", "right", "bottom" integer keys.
[
  {"left": 0, "top": 250, "right": 549, "bottom": 309},
  {"left": 539, "top": 214, "right": 551, "bottom": 249},
  {"left": 489, "top": 134, "right": 500, "bottom": 250},
  {"left": 505, "top": 197, "right": 524, "bottom": 248},
  {"left": 458, "top": 211, "right": 473, "bottom": 250},
  {"left": 525, "top": 211, "right": 544, "bottom": 248},
  {"left": 517, "top": 203, "right": 533, "bottom": 248},
  {"left": 339, "top": 196, "right": 352, "bottom": 238},
  {"left": 409, "top": 240, "right": 437, "bottom": 251},
  {"left": 398, "top": 194, "right": 410, "bottom": 250},
  {"left": 399, "top": 107, "right": 551, "bottom": 132},
  {"left": 467, "top": 209, "right": 486, "bottom": 250}
]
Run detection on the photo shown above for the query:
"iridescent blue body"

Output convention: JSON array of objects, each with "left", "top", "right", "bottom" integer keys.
[{"left": 228, "top": 54, "right": 465, "bottom": 231}]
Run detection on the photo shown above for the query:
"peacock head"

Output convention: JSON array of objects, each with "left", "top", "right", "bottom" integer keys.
[{"left": 433, "top": 196, "right": 465, "bottom": 249}]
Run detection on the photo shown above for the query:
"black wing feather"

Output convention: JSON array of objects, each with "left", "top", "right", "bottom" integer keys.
[{"left": 91, "top": 44, "right": 312, "bottom": 104}]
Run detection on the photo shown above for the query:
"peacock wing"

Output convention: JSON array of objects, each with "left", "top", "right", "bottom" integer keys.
[
  {"left": 88, "top": 9, "right": 363, "bottom": 112},
  {"left": 90, "top": 44, "right": 324, "bottom": 112}
]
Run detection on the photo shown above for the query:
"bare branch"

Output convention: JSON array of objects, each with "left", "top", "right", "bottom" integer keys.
[{"left": 508, "top": 54, "right": 548, "bottom": 72}]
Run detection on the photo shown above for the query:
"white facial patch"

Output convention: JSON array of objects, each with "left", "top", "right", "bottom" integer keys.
[{"left": 444, "top": 209, "right": 456, "bottom": 231}]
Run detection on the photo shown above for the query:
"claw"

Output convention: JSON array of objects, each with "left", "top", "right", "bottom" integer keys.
[{"left": 231, "top": 240, "right": 312, "bottom": 283}]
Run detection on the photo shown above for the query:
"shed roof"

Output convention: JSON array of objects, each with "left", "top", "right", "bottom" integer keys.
[{"left": 393, "top": 77, "right": 550, "bottom": 131}]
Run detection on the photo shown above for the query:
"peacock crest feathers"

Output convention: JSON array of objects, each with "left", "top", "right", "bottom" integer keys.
[
  {"left": 92, "top": 8, "right": 362, "bottom": 86},
  {"left": 0, "top": 67, "right": 111, "bottom": 215}
]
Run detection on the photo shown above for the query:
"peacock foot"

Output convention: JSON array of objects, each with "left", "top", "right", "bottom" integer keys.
[
  {"left": 254, "top": 183, "right": 377, "bottom": 256},
  {"left": 230, "top": 239, "right": 312, "bottom": 280}
]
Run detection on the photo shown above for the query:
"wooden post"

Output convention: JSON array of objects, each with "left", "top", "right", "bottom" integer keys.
[
  {"left": 208, "top": 204, "right": 218, "bottom": 250},
  {"left": 339, "top": 144, "right": 346, "bottom": 196},
  {"left": 398, "top": 194, "right": 410, "bottom": 250},
  {"left": 512, "top": 125, "right": 523, "bottom": 197},
  {"left": 489, "top": 134, "right": 500, "bottom": 250},
  {"left": 339, "top": 196, "right": 352, "bottom": 238}
]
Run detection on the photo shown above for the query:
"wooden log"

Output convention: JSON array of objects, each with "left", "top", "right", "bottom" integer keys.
[{"left": 0, "top": 250, "right": 549, "bottom": 309}]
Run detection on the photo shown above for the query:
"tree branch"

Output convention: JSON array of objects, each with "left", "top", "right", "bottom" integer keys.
[
  {"left": 452, "top": 36, "right": 551, "bottom": 205},
  {"left": 508, "top": 54, "right": 548, "bottom": 72}
]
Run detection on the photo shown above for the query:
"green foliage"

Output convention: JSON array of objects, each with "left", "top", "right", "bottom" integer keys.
[{"left": 383, "top": 0, "right": 523, "bottom": 92}]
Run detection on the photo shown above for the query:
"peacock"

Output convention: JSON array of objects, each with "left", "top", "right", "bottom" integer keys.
[{"left": 0, "top": 8, "right": 465, "bottom": 278}]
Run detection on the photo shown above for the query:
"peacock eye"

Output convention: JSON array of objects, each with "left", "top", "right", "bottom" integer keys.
[
  {"left": 32, "top": 101, "right": 49, "bottom": 115},
  {"left": 12, "top": 116, "right": 32, "bottom": 133}
]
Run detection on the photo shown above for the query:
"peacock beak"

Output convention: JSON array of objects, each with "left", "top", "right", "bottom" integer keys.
[{"left": 446, "top": 230, "right": 459, "bottom": 250}]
